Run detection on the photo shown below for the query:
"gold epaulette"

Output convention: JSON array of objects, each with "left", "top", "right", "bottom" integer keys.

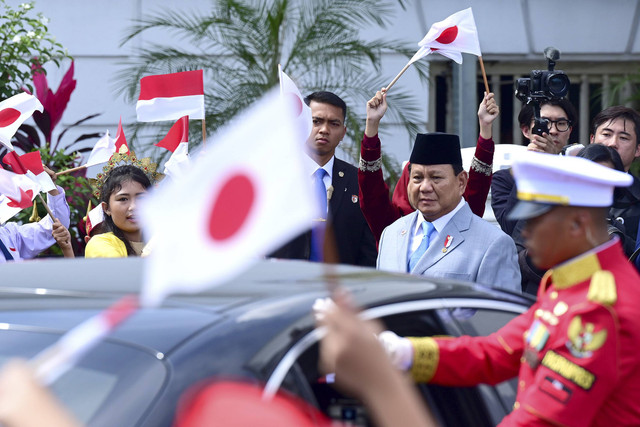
[
  {"left": 587, "top": 270, "right": 617, "bottom": 305},
  {"left": 407, "top": 337, "right": 439, "bottom": 383}
]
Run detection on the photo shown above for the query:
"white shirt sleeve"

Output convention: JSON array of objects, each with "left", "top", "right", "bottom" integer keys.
[{"left": 0, "top": 186, "right": 71, "bottom": 261}]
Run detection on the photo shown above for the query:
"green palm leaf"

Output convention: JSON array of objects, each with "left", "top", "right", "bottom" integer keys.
[{"left": 116, "top": 0, "right": 429, "bottom": 184}]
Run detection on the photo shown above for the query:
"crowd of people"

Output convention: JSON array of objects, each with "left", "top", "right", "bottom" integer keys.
[{"left": 2, "top": 83, "right": 640, "bottom": 425}]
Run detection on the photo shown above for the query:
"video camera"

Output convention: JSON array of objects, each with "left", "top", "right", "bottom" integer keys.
[{"left": 514, "top": 47, "right": 571, "bottom": 136}]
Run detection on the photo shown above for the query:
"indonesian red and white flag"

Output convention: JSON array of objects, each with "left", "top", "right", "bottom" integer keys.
[
  {"left": 2, "top": 150, "right": 56, "bottom": 193},
  {"left": 156, "top": 116, "right": 190, "bottom": 180},
  {"left": 85, "top": 202, "right": 104, "bottom": 236},
  {"left": 140, "top": 90, "right": 317, "bottom": 307},
  {"left": 278, "top": 65, "right": 312, "bottom": 142},
  {"left": 137, "top": 70, "right": 205, "bottom": 122},
  {"left": 409, "top": 8, "right": 481, "bottom": 65},
  {"left": 114, "top": 118, "right": 129, "bottom": 154},
  {"left": 0, "top": 93, "right": 44, "bottom": 150},
  {"left": 84, "top": 130, "right": 116, "bottom": 168},
  {"left": 0, "top": 168, "right": 41, "bottom": 223}
]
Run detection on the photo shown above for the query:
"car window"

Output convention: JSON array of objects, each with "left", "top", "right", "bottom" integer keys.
[
  {"left": 281, "top": 304, "right": 523, "bottom": 426},
  {"left": 0, "top": 330, "right": 167, "bottom": 426}
]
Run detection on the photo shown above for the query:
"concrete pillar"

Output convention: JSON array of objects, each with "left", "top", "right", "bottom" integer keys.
[
  {"left": 491, "top": 74, "right": 501, "bottom": 144},
  {"left": 513, "top": 74, "right": 522, "bottom": 146},
  {"left": 579, "top": 74, "right": 589, "bottom": 145},
  {"left": 602, "top": 74, "right": 611, "bottom": 108},
  {"left": 428, "top": 65, "right": 436, "bottom": 132},
  {"left": 452, "top": 54, "right": 478, "bottom": 147}
]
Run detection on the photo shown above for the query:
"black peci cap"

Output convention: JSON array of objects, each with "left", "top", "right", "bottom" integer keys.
[{"left": 409, "top": 133, "right": 462, "bottom": 167}]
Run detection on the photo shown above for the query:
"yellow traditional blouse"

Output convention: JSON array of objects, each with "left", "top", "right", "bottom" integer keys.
[{"left": 84, "top": 232, "right": 128, "bottom": 258}]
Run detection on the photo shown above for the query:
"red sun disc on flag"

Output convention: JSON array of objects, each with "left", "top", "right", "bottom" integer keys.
[
  {"left": 0, "top": 108, "right": 21, "bottom": 128},
  {"left": 286, "top": 93, "right": 303, "bottom": 116},
  {"left": 208, "top": 173, "right": 255, "bottom": 241},
  {"left": 436, "top": 26, "right": 458, "bottom": 44}
]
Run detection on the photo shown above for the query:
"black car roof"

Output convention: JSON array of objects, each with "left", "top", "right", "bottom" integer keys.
[{"left": 0, "top": 257, "right": 531, "bottom": 355}]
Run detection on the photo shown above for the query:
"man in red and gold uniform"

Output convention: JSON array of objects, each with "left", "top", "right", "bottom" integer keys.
[{"left": 383, "top": 151, "right": 640, "bottom": 425}]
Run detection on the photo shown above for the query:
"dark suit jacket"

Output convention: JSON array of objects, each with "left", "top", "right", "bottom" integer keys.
[{"left": 270, "top": 158, "right": 377, "bottom": 266}]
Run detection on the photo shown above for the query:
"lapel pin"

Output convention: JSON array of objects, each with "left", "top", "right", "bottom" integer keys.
[
  {"left": 338, "top": 171, "right": 344, "bottom": 177},
  {"left": 351, "top": 195, "right": 358, "bottom": 203},
  {"left": 442, "top": 235, "right": 453, "bottom": 253}
]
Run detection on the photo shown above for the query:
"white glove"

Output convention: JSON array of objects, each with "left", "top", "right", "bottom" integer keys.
[
  {"left": 377, "top": 330, "right": 414, "bottom": 371},
  {"left": 312, "top": 297, "right": 336, "bottom": 322}
]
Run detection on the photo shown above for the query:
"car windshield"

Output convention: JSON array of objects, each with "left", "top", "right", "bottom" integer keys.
[{"left": 0, "top": 329, "right": 167, "bottom": 427}]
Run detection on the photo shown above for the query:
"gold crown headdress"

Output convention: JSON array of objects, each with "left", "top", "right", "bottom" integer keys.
[{"left": 91, "top": 150, "right": 162, "bottom": 198}]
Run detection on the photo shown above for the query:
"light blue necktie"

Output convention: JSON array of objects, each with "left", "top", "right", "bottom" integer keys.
[
  {"left": 310, "top": 169, "right": 327, "bottom": 261},
  {"left": 408, "top": 221, "right": 435, "bottom": 272}
]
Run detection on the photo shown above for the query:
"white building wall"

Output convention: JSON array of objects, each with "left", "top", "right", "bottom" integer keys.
[{"left": 5, "top": 0, "right": 640, "bottom": 168}]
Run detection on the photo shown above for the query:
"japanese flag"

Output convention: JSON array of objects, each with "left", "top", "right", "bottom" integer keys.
[
  {"left": 278, "top": 65, "right": 312, "bottom": 142},
  {"left": 140, "top": 90, "right": 316, "bottom": 307},
  {"left": 2, "top": 150, "right": 56, "bottom": 193},
  {"left": 0, "top": 93, "right": 44, "bottom": 150},
  {"left": 156, "top": 116, "right": 190, "bottom": 180},
  {"left": 0, "top": 168, "right": 41, "bottom": 224},
  {"left": 410, "top": 8, "right": 482, "bottom": 65}
]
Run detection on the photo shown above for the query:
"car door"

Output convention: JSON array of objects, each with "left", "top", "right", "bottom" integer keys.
[{"left": 266, "top": 297, "right": 528, "bottom": 426}]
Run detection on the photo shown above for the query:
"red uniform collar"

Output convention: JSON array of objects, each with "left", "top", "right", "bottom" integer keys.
[{"left": 538, "top": 238, "right": 622, "bottom": 296}]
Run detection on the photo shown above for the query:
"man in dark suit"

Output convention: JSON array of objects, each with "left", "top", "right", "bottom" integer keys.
[{"left": 270, "top": 91, "right": 377, "bottom": 266}]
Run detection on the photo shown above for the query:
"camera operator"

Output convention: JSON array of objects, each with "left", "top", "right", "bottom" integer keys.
[
  {"left": 492, "top": 99, "right": 578, "bottom": 295},
  {"left": 491, "top": 48, "right": 579, "bottom": 294}
]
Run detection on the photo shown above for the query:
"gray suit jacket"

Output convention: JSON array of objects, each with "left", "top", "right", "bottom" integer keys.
[{"left": 377, "top": 203, "right": 521, "bottom": 292}]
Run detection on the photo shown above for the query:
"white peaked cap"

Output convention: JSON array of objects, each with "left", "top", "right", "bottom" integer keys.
[{"left": 508, "top": 151, "right": 633, "bottom": 220}]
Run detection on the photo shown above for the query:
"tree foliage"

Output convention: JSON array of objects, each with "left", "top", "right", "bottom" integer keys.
[
  {"left": 0, "top": 0, "right": 70, "bottom": 100},
  {"left": 117, "top": 0, "right": 428, "bottom": 181}
]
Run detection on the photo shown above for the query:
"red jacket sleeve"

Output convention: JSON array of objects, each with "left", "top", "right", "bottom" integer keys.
[
  {"left": 358, "top": 134, "right": 405, "bottom": 243},
  {"left": 408, "top": 305, "right": 534, "bottom": 386},
  {"left": 464, "top": 135, "right": 494, "bottom": 217}
]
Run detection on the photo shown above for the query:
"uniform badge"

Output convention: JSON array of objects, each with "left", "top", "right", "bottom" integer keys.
[
  {"left": 351, "top": 195, "right": 358, "bottom": 203},
  {"left": 566, "top": 315, "right": 607, "bottom": 358},
  {"left": 526, "top": 320, "right": 550, "bottom": 351},
  {"left": 541, "top": 350, "right": 596, "bottom": 390},
  {"left": 442, "top": 235, "right": 453, "bottom": 253},
  {"left": 540, "top": 375, "right": 572, "bottom": 403}
]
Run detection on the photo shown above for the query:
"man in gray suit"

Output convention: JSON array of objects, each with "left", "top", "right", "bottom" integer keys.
[{"left": 377, "top": 133, "right": 520, "bottom": 292}]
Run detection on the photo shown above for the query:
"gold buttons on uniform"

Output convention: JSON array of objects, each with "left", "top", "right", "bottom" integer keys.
[
  {"left": 553, "top": 301, "right": 569, "bottom": 316},
  {"left": 550, "top": 291, "right": 558, "bottom": 300}
]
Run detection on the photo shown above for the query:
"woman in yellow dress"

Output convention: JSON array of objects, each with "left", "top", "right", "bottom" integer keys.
[{"left": 85, "top": 164, "right": 152, "bottom": 258}]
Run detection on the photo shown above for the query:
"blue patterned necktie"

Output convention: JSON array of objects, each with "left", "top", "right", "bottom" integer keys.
[
  {"left": 407, "top": 221, "right": 435, "bottom": 272},
  {"left": 310, "top": 168, "right": 327, "bottom": 261}
]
